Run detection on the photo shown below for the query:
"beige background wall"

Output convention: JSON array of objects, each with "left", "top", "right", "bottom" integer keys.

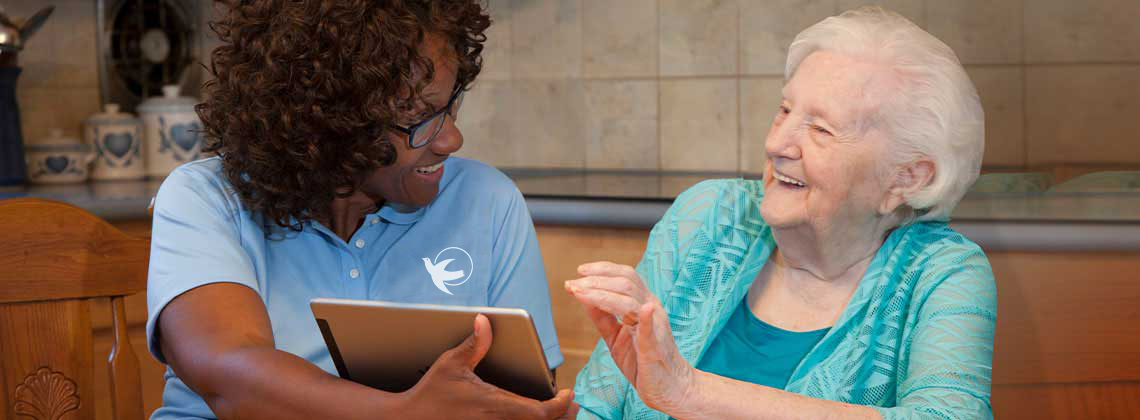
[
  {"left": 454, "top": 0, "right": 1140, "bottom": 174},
  {"left": 6, "top": 0, "right": 101, "bottom": 146},
  {"left": 5, "top": 0, "right": 1139, "bottom": 171},
  {"left": 4, "top": 0, "right": 218, "bottom": 145}
]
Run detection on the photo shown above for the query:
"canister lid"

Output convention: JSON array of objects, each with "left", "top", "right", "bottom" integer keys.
[
  {"left": 138, "top": 84, "right": 198, "bottom": 113},
  {"left": 84, "top": 103, "right": 142, "bottom": 125},
  {"left": 25, "top": 128, "right": 89, "bottom": 152}
]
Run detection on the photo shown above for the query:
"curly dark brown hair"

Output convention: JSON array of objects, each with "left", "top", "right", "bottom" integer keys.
[{"left": 197, "top": 0, "right": 489, "bottom": 230}]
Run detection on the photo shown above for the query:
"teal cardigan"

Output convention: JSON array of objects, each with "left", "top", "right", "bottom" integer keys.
[{"left": 573, "top": 180, "right": 997, "bottom": 420}]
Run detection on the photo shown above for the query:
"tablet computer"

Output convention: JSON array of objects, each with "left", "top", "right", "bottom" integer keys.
[{"left": 310, "top": 298, "right": 556, "bottom": 400}]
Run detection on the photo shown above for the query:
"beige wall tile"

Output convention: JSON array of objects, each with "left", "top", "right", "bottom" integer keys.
[
  {"left": 1025, "top": 0, "right": 1140, "bottom": 63},
  {"left": 11, "top": 0, "right": 98, "bottom": 89},
  {"left": 511, "top": 0, "right": 581, "bottom": 79},
  {"left": 925, "top": 0, "right": 1022, "bottom": 64},
  {"left": 42, "top": 0, "right": 96, "bottom": 73},
  {"left": 481, "top": 0, "right": 513, "bottom": 80},
  {"left": 1026, "top": 65, "right": 1140, "bottom": 165},
  {"left": 456, "top": 80, "right": 515, "bottom": 166},
  {"left": 739, "top": 77, "right": 783, "bottom": 173},
  {"left": 514, "top": 174, "right": 586, "bottom": 196},
  {"left": 510, "top": 80, "right": 586, "bottom": 168},
  {"left": 15, "top": 0, "right": 1135, "bottom": 176},
  {"left": 659, "top": 0, "right": 738, "bottom": 76},
  {"left": 583, "top": 80, "right": 658, "bottom": 170},
  {"left": 582, "top": 0, "right": 656, "bottom": 78},
  {"left": 196, "top": 0, "right": 224, "bottom": 91},
  {"left": 199, "top": 0, "right": 224, "bottom": 58},
  {"left": 740, "top": 0, "right": 835, "bottom": 76},
  {"left": 836, "top": 0, "right": 925, "bottom": 27},
  {"left": 12, "top": 59, "right": 95, "bottom": 91},
  {"left": 585, "top": 174, "right": 660, "bottom": 198},
  {"left": 660, "top": 78, "right": 738, "bottom": 171},
  {"left": 967, "top": 66, "right": 1024, "bottom": 167},
  {"left": 1, "top": 0, "right": 53, "bottom": 16},
  {"left": 17, "top": 87, "right": 101, "bottom": 143}
]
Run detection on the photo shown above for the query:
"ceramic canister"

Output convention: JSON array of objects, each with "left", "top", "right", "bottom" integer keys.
[
  {"left": 138, "top": 85, "right": 203, "bottom": 178},
  {"left": 85, "top": 103, "right": 145, "bottom": 181},
  {"left": 24, "top": 128, "right": 95, "bottom": 184}
]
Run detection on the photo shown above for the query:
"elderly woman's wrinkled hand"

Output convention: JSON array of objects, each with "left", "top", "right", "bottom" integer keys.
[{"left": 565, "top": 261, "right": 696, "bottom": 412}]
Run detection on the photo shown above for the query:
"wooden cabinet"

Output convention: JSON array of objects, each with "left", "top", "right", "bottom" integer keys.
[{"left": 105, "top": 220, "right": 1140, "bottom": 419}]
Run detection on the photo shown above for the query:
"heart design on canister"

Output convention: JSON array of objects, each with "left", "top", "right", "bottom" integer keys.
[
  {"left": 170, "top": 122, "right": 201, "bottom": 153},
  {"left": 44, "top": 156, "right": 70, "bottom": 173},
  {"left": 103, "top": 133, "right": 134, "bottom": 159}
]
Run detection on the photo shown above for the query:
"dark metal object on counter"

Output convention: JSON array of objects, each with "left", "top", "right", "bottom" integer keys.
[
  {"left": 0, "top": 66, "right": 26, "bottom": 186},
  {"left": 0, "top": 6, "right": 53, "bottom": 187},
  {"left": 0, "top": 6, "right": 54, "bottom": 54},
  {"left": 18, "top": 7, "right": 53, "bottom": 42},
  {"left": 0, "top": 10, "right": 18, "bottom": 55}
]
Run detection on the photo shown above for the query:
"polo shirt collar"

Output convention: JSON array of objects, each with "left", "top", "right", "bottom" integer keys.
[{"left": 376, "top": 201, "right": 427, "bottom": 225}]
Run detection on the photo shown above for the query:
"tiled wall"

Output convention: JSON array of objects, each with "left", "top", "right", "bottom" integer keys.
[
  {"left": 455, "top": 0, "right": 1140, "bottom": 172},
  {"left": 6, "top": 0, "right": 1139, "bottom": 172},
  {"left": 6, "top": 0, "right": 100, "bottom": 145},
  {"left": 4, "top": 0, "right": 216, "bottom": 145}
]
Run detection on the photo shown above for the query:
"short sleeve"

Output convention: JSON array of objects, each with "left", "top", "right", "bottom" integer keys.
[
  {"left": 485, "top": 184, "right": 563, "bottom": 368},
  {"left": 877, "top": 247, "right": 997, "bottom": 420},
  {"left": 145, "top": 164, "right": 260, "bottom": 364}
]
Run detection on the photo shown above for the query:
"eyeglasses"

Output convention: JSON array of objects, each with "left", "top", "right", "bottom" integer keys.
[{"left": 392, "top": 87, "right": 465, "bottom": 149}]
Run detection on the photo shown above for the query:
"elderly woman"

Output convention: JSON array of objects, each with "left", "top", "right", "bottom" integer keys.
[
  {"left": 146, "top": 1, "right": 572, "bottom": 419},
  {"left": 566, "top": 7, "right": 995, "bottom": 420}
]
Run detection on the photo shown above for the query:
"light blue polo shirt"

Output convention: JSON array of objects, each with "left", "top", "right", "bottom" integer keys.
[{"left": 146, "top": 156, "right": 562, "bottom": 419}]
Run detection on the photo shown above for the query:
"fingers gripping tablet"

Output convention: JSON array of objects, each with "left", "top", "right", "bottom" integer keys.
[{"left": 310, "top": 298, "right": 556, "bottom": 400}]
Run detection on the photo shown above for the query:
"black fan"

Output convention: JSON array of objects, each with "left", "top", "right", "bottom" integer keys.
[{"left": 106, "top": 0, "right": 195, "bottom": 108}]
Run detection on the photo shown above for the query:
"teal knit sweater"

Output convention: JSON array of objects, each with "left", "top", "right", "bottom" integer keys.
[{"left": 573, "top": 179, "right": 997, "bottom": 420}]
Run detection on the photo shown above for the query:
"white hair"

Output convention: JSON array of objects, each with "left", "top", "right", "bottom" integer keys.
[{"left": 786, "top": 6, "right": 984, "bottom": 222}]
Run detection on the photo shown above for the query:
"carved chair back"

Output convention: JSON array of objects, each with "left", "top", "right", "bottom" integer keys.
[{"left": 0, "top": 198, "right": 148, "bottom": 419}]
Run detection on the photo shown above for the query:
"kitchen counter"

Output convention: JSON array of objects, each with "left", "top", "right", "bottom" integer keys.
[
  {"left": 4, "top": 169, "right": 1140, "bottom": 251},
  {"left": 0, "top": 179, "right": 163, "bottom": 221}
]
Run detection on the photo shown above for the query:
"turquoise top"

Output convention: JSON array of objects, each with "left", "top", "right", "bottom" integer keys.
[
  {"left": 573, "top": 179, "right": 997, "bottom": 420},
  {"left": 694, "top": 296, "right": 829, "bottom": 390}
]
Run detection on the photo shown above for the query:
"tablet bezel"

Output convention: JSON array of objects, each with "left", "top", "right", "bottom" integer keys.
[{"left": 310, "top": 297, "right": 557, "bottom": 400}]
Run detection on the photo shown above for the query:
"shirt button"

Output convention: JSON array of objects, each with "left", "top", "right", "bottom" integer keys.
[
  {"left": 370, "top": 218, "right": 379, "bottom": 225},
  {"left": 349, "top": 269, "right": 360, "bottom": 279},
  {"left": 355, "top": 239, "right": 366, "bottom": 249}
]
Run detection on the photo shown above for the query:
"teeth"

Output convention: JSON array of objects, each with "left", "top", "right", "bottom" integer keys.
[
  {"left": 773, "top": 171, "right": 806, "bottom": 187},
  {"left": 415, "top": 162, "right": 443, "bottom": 174}
]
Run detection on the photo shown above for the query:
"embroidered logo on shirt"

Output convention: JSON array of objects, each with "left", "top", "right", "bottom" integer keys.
[{"left": 422, "top": 247, "right": 473, "bottom": 295}]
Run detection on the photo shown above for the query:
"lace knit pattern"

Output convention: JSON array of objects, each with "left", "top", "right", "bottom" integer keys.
[{"left": 573, "top": 179, "right": 996, "bottom": 420}]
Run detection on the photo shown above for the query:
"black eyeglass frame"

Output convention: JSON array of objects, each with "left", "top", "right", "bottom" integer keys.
[{"left": 392, "top": 86, "right": 466, "bottom": 149}]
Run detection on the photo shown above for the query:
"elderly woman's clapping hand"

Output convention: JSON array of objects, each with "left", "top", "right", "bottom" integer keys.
[{"left": 565, "top": 262, "right": 696, "bottom": 412}]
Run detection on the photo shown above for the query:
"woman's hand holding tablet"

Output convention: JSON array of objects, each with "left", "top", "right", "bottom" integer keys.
[{"left": 397, "top": 315, "right": 575, "bottom": 419}]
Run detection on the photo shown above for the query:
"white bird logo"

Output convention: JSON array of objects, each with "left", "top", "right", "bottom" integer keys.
[{"left": 423, "top": 247, "right": 473, "bottom": 295}]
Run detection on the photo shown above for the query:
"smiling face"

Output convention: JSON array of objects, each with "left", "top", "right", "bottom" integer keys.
[
  {"left": 359, "top": 32, "right": 464, "bottom": 209},
  {"left": 760, "top": 50, "right": 898, "bottom": 235}
]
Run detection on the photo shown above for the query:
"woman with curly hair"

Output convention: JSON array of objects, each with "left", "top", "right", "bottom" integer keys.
[{"left": 144, "top": 1, "right": 573, "bottom": 419}]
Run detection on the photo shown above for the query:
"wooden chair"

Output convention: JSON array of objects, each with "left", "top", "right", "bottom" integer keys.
[{"left": 0, "top": 198, "right": 148, "bottom": 419}]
